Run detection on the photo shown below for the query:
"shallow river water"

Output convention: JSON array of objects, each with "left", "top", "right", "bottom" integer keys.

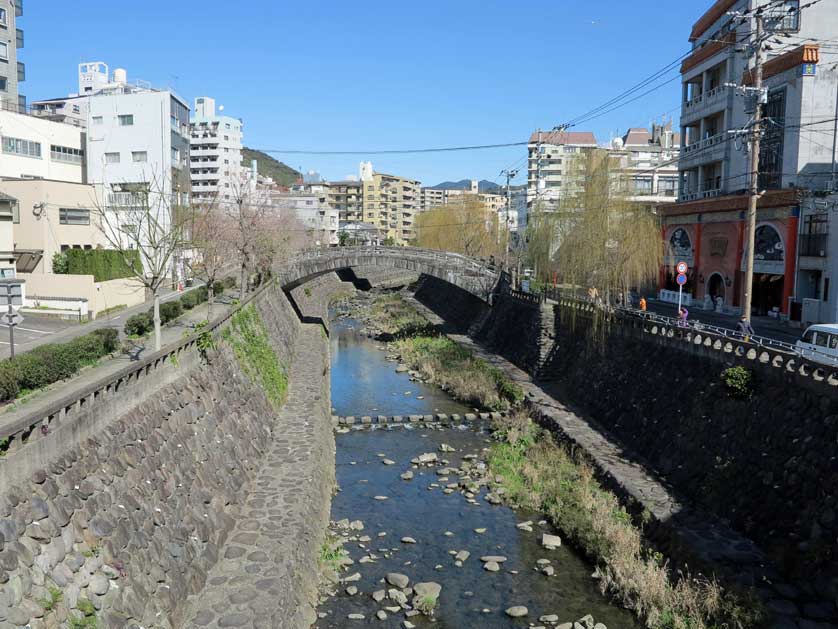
[{"left": 316, "top": 314, "right": 640, "bottom": 628}]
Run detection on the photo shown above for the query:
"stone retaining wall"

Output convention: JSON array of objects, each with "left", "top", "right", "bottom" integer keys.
[
  {"left": 0, "top": 283, "right": 335, "bottom": 628},
  {"left": 288, "top": 272, "right": 353, "bottom": 328}
]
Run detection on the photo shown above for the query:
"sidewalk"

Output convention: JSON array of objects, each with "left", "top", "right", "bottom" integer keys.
[
  {"left": 0, "top": 297, "right": 232, "bottom": 422},
  {"left": 645, "top": 299, "right": 802, "bottom": 345},
  {"left": 0, "top": 282, "right": 207, "bottom": 360}
]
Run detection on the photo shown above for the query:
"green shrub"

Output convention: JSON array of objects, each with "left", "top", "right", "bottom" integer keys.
[
  {"left": 158, "top": 301, "right": 183, "bottom": 324},
  {"left": 58, "top": 249, "right": 141, "bottom": 282},
  {"left": 124, "top": 312, "right": 152, "bottom": 337},
  {"left": 721, "top": 366, "right": 753, "bottom": 398},
  {"left": 180, "top": 291, "right": 198, "bottom": 310},
  {"left": 212, "top": 280, "right": 225, "bottom": 297},
  {"left": 195, "top": 286, "right": 209, "bottom": 303},
  {"left": 0, "top": 328, "right": 118, "bottom": 402}
]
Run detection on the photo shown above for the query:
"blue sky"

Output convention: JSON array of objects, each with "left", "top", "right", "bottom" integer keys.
[{"left": 23, "top": 0, "right": 709, "bottom": 186}]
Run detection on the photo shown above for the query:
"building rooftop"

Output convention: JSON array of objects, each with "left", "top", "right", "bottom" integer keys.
[{"left": 529, "top": 131, "right": 598, "bottom": 146}]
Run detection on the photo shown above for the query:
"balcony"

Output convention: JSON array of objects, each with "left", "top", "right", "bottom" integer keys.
[
  {"left": 679, "top": 132, "right": 726, "bottom": 169},
  {"left": 799, "top": 233, "right": 828, "bottom": 258},
  {"left": 682, "top": 85, "right": 727, "bottom": 123},
  {"left": 679, "top": 188, "right": 722, "bottom": 202},
  {"left": 108, "top": 192, "right": 146, "bottom": 207}
]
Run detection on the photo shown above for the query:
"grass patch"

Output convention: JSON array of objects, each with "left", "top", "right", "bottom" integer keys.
[
  {"left": 319, "top": 533, "right": 349, "bottom": 576},
  {"left": 394, "top": 335, "right": 523, "bottom": 411},
  {"left": 38, "top": 586, "right": 63, "bottom": 612},
  {"left": 96, "top": 304, "right": 128, "bottom": 319},
  {"left": 414, "top": 595, "right": 438, "bottom": 615},
  {"left": 367, "top": 293, "right": 435, "bottom": 338},
  {"left": 69, "top": 598, "right": 97, "bottom": 628},
  {"left": 488, "top": 412, "right": 764, "bottom": 629},
  {"left": 222, "top": 305, "right": 288, "bottom": 409}
]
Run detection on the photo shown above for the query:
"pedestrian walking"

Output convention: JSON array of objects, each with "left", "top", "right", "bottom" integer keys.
[
  {"left": 678, "top": 307, "right": 689, "bottom": 327},
  {"left": 639, "top": 296, "right": 647, "bottom": 312},
  {"left": 736, "top": 316, "right": 755, "bottom": 340}
]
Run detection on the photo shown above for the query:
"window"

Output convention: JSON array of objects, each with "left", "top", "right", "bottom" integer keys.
[
  {"left": 50, "top": 145, "right": 84, "bottom": 164},
  {"left": 132, "top": 151, "right": 147, "bottom": 162},
  {"left": 0, "top": 8, "right": 6, "bottom": 25},
  {"left": 759, "top": 88, "right": 786, "bottom": 189},
  {"left": 2, "top": 136, "right": 42, "bottom": 158},
  {"left": 59, "top": 208, "right": 91, "bottom": 225},
  {"left": 72, "top": 105, "right": 80, "bottom": 114},
  {"left": 0, "top": 43, "right": 7, "bottom": 62},
  {"left": 118, "top": 114, "right": 134, "bottom": 126},
  {"left": 766, "top": 1, "right": 800, "bottom": 31},
  {"left": 105, "top": 152, "right": 120, "bottom": 164},
  {"left": 92, "top": 116, "right": 103, "bottom": 126},
  {"left": 0, "top": 76, "right": 5, "bottom": 92},
  {"left": 815, "top": 332, "right": 829, "bottom": 348}
]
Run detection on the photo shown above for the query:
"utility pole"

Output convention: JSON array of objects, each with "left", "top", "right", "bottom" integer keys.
[
  {"left": 501, "top": 168, "right": 518, "bottom": 273},
  {"left": 742, "top": 13, "right": 765, "bottom": 323}
]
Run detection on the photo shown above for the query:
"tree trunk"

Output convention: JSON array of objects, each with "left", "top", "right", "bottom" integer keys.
[
  {"left": 153, "top": 292, "right": 162, "bottom": 352},
  {"left": 207, "top": 283, "right": 214, "bottom": 320},
  {"left": 240, "top": 262, "right": 247, "bottom": 301}
]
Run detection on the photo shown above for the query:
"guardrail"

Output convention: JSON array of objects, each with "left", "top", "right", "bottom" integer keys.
[{"left": 0, "top": 279, "right": 273, "bottom": 455}]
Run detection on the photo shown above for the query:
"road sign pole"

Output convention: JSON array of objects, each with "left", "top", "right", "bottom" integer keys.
[
  {"left": 678, "top": 283, "right": 683, "bottom": 316},
  {"left": 8, "top": 302, "right": 14, "bottom": 359}
]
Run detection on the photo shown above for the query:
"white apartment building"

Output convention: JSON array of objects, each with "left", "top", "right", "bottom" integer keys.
[
  {"left": 0, "top": 109, "right": 85, "bottom": 182},
  {"left": 190, "top": 96, "right": 245, "bottom": 203},
  {"left": 0, "top": 0, "right": 24, "bottom": 113},
  {"left": 663, "top": 0, "right": 838, "bottom": 321},
  {"left": 265, "top": 190, "right": 339, "bottom": 246},
  {"left": 526, "top": 130, "right": 599, "bottom": 211},
  {"left": 82, "top": 65, "right": 190, "bottom": 229},
  {"left": 609, "top": 123, "right": 681, "bottom": 208}
]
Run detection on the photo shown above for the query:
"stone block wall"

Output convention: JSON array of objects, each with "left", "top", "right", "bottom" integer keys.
[
  {"left": 413, "top": 275, "right": 489, "bottom": 333},
  {"left": 541, "top": 303, "right": 838, "bottom": 590},
  {"left": 0, "top": 283, "right": 334, "bottom": 628}
]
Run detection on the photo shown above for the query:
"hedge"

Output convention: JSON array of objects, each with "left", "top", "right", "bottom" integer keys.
[
  {"left": 122, "top": 279, "right": 229, "bottom": 337},
  {"left": 0, "top": 328, "right": 118, "bottom": 402},
  {"left": 54, "top": 249, "right": 141, "bottom": 282}
]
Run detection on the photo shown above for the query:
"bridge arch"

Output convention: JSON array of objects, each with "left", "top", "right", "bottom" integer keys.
[{"left": 279, "top": 246, "right": 500, "bottom": 301}]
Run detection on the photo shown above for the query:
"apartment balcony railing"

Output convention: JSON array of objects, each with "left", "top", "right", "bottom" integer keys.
[
  {"left": 683, "top": 85, "right": 726, "bottom": 112},
  {"left": 108, "top": 192, "right": 146, "bottom": 207},
  {"left": 682, "top": 132, "right": 725, "bottom": 155},
  {"left": 679, "top": 188, "right": 722, "bottom": 202},
  {"left": 799, "top": 233, "right": 828, "bottom": 258}
]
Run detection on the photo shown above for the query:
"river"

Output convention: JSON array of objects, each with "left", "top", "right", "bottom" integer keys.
[{"left": 315, "top": 312, "right": 641, "bottom": 628}]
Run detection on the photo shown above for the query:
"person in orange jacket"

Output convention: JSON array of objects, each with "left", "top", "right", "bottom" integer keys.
[{"left": 639, "top": 296, "right": 647, "bottom": 312}]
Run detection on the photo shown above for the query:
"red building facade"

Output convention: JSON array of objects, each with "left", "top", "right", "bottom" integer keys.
[{"left": 661, "top": 190, "right": 800, "bottom": 316}]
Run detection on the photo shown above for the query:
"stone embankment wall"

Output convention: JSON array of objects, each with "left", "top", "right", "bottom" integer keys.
[
  {"left": 289, "top": 272, "right": 354, "bottom": 327},
  {"left": 0, "top": 283, "right": 334, "bottom": 628},
  {"left": 413, "top": 275, "right": 489, "bottom": 333}
]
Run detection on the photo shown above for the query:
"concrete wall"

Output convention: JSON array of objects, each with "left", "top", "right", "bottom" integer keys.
[
  {"left": 0, "top": 111, "right": 85, "bottom": 183},
  {"left": 19, "top": 273, "right": 145, "bottom": 317}
]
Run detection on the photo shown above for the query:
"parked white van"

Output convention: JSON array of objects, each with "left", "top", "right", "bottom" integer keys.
[{"left": 796, "top": 324, "right": 838, "bottom": 366}]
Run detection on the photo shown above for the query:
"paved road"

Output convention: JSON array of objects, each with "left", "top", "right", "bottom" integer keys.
[
  {"left": 0, "top": 284, "right": 202, "bottom": 359},
  {"left": 645, "top": 299, "right": 802, "bottom": 345}
]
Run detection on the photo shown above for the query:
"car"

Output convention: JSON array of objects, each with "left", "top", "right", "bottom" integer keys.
[{"left": 795, "top": 324, "right": 838, "bottom": 366}]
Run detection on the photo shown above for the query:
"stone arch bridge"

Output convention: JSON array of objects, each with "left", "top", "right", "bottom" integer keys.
[{"left": 279, "top": 246, "right": 501, "bottom": 301}]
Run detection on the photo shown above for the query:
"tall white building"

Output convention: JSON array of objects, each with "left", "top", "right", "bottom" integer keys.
[
  {"left": 0, "top": 108, "right": 85, "bottom": 182},
  {"left": 189, "top": 96, "right": 245, "bottom": 203},
  {"left": 0, "top": 0, "right": 24, "bottom": 113},
  {"left": 526, "top": 130, "right": 599, "bottom": 211}
]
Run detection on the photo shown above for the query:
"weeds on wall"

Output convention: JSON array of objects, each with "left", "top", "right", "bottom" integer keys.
[
  {"left": 721, "top": 366, "right": 754, "bottom": 399},
  {"left": 488, "top": 411, "right": 764, "bottom": 629},
  {"left": 223, "top": 305, "right": 288, "bottom": 409}
]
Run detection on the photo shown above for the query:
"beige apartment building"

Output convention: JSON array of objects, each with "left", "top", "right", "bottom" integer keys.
[
  {"left": 361, "top": 171, "right": 420, "bottom": 243},
  {"left": 0, "top": 179, "right": 104, "bottom": 274},
  {"left": 327, "top": 180, "right": 363, "bottom": 223},
  {"left": 0, "top": 179, "right": 144, "bottom": 317}
]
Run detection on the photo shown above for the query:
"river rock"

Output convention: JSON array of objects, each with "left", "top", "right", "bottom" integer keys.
[
  {"left": 542, "top": 533, "right": 562, "bottom": 549},
  {"left": 348, "top": 613, "right": 365, "bottom": 620},
  {"left": 517, "top": 520, "right": 533, "bottom": 532},
  {"left": 395, "top": 365, "right": 409, "bottom": 373},
  {"left": 576, "top": 614, "right": 595, "bottom": 629},
  {"left": 539, "top": 615, "right": 560, "bottom": 623},
  {"left": 344, "top": 572, "right": 361, "bottom": 583},
  {"left": 413, "top": 582, "right": 442, "bottom": 599},
  {"left": 386, "top": 572, "right": 410, "bottom": 588},
  {"left": 89, "top": 573, "right": 109, "bottom": 596},
  {"left": 401, "top": 537, "right": 416, "bottom": 544},
  {"left": 414, "top": 453, "right": 438, "bottom": 464},
  {"left": 388, "top": 588, "right": 408, "bottom": 605},
  {"left": 400, "top": 471, "right": 414, "bottom": 481},
  {"left": 374, "top": 496, "right": 389, "bottom": 501},
  {"left": 483, "top": 561, "right": 500, "bottom": 572},
  {"left": 376, "top": 610, "right": 388, "bottom": 620},
  {"left": 480, "top": 555, "right": 507, "bottom": 563},
  {"left": 542, "top": 565, "right": 555, "bottom": 576},
  {"left": 455, "top": 550, "right": 470, "bottom": 562},
  {"left": 505, "top": 606, "right": 529, "bottom": 618},
  {"left": 372, "top": 589, "right": 385, "bottom": 602},
  {"left": 439, "top": 444, "right": 455, "bottom": 453},
  {"left": 382, "top": 459, "right": 395, "bottom": 466}
]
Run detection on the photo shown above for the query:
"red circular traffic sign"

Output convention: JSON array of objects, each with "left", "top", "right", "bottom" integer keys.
[{"left": 676, "top": 261, "right": 689, "bottom": 274}]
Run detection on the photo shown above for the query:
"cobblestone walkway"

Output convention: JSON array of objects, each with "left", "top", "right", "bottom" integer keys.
[{"left": 177, "top": 325, "right": 335, "bottom": 629}]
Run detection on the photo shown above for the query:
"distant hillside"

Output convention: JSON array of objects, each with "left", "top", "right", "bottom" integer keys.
[
  {"left": 242, "top": 148, "right": 301, "bottom": 187},
  {"left": 428, "top": 179, "right": 501, "bottom": 193}
]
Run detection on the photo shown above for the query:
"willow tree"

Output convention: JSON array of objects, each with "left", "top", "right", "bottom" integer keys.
[
  {"left": 415, "top": 194, "right": 503, "bottom": 259},
  {"left": 554, "top": 148, "right": 663, "bottom": 302}
]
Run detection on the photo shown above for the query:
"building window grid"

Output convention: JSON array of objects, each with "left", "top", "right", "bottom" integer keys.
[
  {"left": 2, "top": 136, "right": 42, "bottom": 158},
  {"left": 50, "top": 145, "right": 84, "bottom": 164},
  {"left": 59, "top": 208, "right": 91, "bottom": 226}
]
